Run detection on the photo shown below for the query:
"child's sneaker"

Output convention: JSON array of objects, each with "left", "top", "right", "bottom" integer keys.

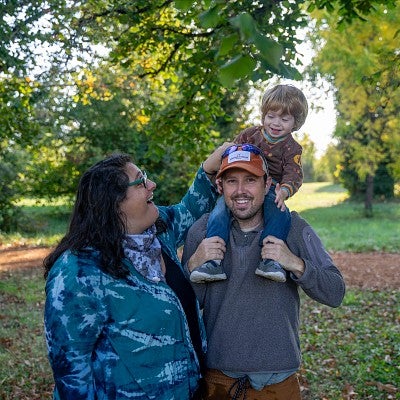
[
  {"left": 255, "top": 259, "right": 286, "bottom": 282},
  {"left": 190, "top": 260, "right": 227, "bottom": 283}
]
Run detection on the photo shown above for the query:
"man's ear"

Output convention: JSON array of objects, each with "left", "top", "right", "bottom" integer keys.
[
  {"left": 216, "top": 178, "right": 223, "bottom": 195},
  {"left": 265, "top": 176, "right": 272, "bottom": 194}
]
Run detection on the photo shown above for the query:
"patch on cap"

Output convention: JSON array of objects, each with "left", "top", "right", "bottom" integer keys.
[
  {"left": 227, "top": 150, "right": 251, "bottom": 164},
  {"left": 216, "top": 146, "right": 268, "bottom": 179}
]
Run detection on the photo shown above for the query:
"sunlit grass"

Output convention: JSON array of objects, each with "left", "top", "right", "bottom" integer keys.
[
  {"left": 286, "top": 182, "right": 399, "bottom": 253},
  {"left": 1, "top": 198, "right": 72, "bottom": 247},
  {"left": 15, "top": 196, "right": 73, "bottom": 208},
  {"left": 286, "top": 182, "right": 349, "bottom": 211}
]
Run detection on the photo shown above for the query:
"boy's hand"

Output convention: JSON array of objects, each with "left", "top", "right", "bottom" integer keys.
[{"left": 274, "top": 183, "right": 288, "bottom": 211}]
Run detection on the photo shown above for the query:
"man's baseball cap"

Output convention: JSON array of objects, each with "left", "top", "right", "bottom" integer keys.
[{"left": 216, "top": 144, "right": 269, "bottom": 179}]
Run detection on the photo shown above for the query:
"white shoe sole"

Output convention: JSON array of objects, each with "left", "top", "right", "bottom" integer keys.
[
  {"left": 190, "top": 272, "right": 227, "bottom": 283},
  {"left": 255, "top": 269, "right": 286, "bottom": 282}
]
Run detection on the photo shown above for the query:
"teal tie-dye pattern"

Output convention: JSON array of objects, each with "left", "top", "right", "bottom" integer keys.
[{"left": 44, "top": 167, "right": 217, "bottom": 400}]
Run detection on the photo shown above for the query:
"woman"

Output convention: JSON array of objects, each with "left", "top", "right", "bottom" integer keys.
[{"left": 44, "top": 146, "right": 229, "bottom": 400}]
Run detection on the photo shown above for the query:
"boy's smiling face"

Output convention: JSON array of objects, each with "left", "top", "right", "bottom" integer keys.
[{"left": 263, "top": 109, "right": 296, "bottom": 138}]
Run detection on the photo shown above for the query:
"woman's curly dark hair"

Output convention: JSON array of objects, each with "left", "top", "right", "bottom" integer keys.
[{"left": 44, "top": 153, "right": 134, "bottom": 279}]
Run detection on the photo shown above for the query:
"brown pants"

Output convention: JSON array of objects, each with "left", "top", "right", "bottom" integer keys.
[{"left": 202, "top": 369, "right": 302, "bottom": 400}]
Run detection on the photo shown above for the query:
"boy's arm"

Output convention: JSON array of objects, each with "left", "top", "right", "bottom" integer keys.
[
  {"left": 274, "top": 183, "right": 289, "bottom": 211},
  {"left": 233, "top": 126, "right": 261, "bottom": 144},
  {"left": 280, "top": 138, "right": 303, "bottom": 198}
]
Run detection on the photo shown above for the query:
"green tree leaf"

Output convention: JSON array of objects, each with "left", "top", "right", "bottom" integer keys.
[
  {"left": 218, "top": 55, "right": 256, "bottom": 87},
  {"left": 199, "top": 5, "right": 223, "bottom": 28},
  {"left": 174, "top": 0, "right": 193, "bottom": 11},
  {"left": 217, "top": 34, "right": 240, "bottom": 56},
  {"left": 253, "top": 32, "right": 283, "bottom": 70},
  {"left": 230, "top": 12, "right": 256, "bottom": 40}
]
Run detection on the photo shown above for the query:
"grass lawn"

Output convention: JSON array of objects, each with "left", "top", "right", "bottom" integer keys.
[
  {"left": 287, "top": 183, "right": 400, "bottom": 252},
  {"left": 299, "top": 289, "right": 399, "bottom": 399},
  {"left": 0, "top": 268, "right": 53, "bottom": 400}
]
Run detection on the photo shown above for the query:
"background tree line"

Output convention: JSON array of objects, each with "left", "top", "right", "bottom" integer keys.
[
  {"left": 0, "top": 0, "right": 398, "bottom": 231},
  {"left": 307, "top": 2, "right": 400, "bottom": 216}
]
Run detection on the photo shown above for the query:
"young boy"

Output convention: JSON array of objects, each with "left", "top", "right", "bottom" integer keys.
[{"left": 190, "top": 84, "right": 308, "bottom": 283}]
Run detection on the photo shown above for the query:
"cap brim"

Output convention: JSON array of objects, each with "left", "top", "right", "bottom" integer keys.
[{"left": 216, "top": 163, "right": 265, "bottom": 179}]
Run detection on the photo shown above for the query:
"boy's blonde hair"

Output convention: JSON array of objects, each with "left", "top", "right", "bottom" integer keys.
[{"left": 261, "top": 84, "right": 308, "bottom": 131}]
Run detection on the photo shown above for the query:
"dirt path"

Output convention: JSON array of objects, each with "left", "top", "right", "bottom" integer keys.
[
  {"left": 0, "top": 247, "right": 51, "bottom": 271},
  {"left": 329, "top": 251, "right": 399, "bottom": 290},
  {"left": 0, "top": 247, "right": 399, "bottom": 289}
]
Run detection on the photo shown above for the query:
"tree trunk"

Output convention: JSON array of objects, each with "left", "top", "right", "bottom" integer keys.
[{"left": 364, "top": 174, "right": 374, "bottom": 218}]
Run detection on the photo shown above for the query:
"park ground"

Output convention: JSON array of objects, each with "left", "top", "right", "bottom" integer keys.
[{"left": 0, "top": 246, "right": 399, "bottom": 289}]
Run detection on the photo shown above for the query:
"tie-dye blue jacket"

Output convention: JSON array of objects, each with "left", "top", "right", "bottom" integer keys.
[{"left": 44, "top": 167, "right": 217, "bottom": 400}]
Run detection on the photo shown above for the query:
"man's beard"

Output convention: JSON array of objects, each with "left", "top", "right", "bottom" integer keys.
[{"left": 229, "top": 195, "right": 261, "bottom": 222}]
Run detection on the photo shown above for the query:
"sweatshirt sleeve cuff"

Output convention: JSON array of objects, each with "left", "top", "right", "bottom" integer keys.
[{"left": 290, "top": 259, "right": 316, "bottom": 288}]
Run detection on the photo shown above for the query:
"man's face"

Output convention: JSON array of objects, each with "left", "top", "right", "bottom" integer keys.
[{"left": 218, "top": 168, "right": 271, "bottom": 228}]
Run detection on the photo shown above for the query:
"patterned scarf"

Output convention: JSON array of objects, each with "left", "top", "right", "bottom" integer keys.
[{"left": 122, "top": 225, "right": 166, "bottom": 283}]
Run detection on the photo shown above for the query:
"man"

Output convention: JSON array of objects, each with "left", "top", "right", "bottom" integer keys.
[{"left": 182, "top": 144, "right": 346, "bottom": 400}]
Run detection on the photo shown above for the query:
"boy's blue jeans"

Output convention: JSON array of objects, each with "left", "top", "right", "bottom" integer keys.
[{"left": 206, "top": 186, "right": 291, "bottom": 246}]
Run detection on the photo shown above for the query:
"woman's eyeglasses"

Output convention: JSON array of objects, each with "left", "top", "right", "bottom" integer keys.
[
  {"left": 128, "top": 171, "right": 147, "bottom": 188},
  {"left": 222, "top": 143, "right": 262, "bottom": 159}
]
